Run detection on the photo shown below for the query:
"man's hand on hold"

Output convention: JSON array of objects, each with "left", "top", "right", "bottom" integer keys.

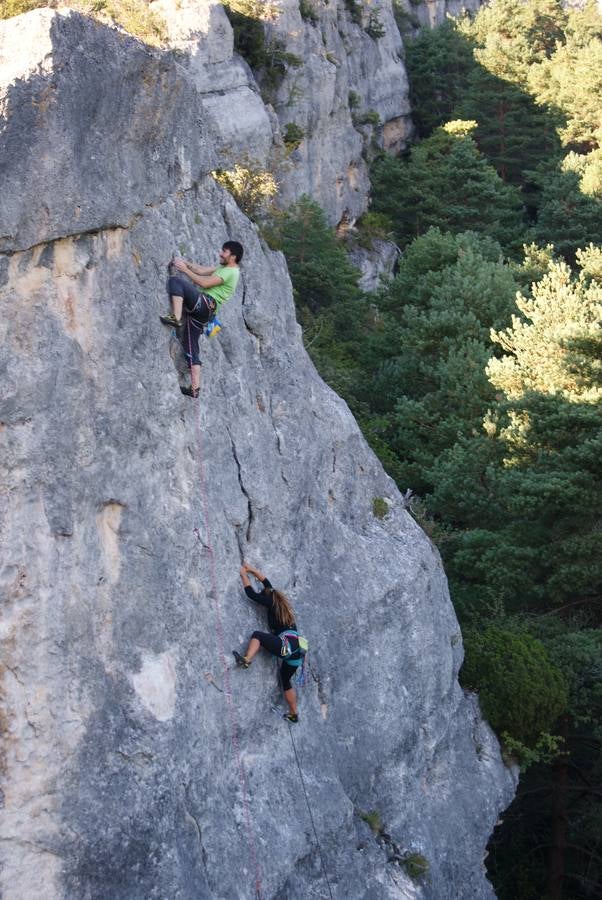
[{"left": 173, "top": 257, "right": 187, "bottom": 272}]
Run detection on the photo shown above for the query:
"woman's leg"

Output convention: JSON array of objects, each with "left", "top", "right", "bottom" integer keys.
[
  {"left": 281, "top": 663, "right": 298, "bottom": 716},
  {"left": 244, "top": 631, "right": 281, "bottom": 662},
  {"left": 244, "top": 637, "right": 261, "bottom": 662}
]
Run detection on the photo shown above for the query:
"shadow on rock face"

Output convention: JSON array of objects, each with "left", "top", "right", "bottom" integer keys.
[{"left": 168, "top": 334, "right": 191, "bottom": 390}]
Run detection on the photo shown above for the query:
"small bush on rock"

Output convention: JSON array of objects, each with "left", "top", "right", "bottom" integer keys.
[
  {"left": 212, "top": 163, "right": 278, "bottom": 221},
  {"left": 461, "top": 625, "right": 569, "bottom": 753},
  {"left": 372, "top": 497, "right": 389, "bottom": 519},
  {"left": 299, "top": 0, "right": 318, "bottom": 24},
  {"left": 366, "top": 9, "right": 385, "bottom": 40},
  {"left": 403, "top": 853, "right": 430, "bottom": 880},
  {"left": 283, "top": 122, "right": 305, "bottom": 152},
  {"left": 359, "top": 809, "right": 383, "bottom": 833},
  {"left": 1, "top": 0, "right": 167, "bottom": 44},
  {"left": 353, "top": 109, "right": 381, "bottom": 128}
]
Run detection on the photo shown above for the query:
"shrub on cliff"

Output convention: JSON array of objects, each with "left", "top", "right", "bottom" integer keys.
[
  {"left": 461, "top": 625, "right": 569, "bottom": 757},
  {"left": 1, "top": 0, "right": 167, "bottom": 46}
]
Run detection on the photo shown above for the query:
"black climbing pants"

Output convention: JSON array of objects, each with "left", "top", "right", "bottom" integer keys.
[
  {"left": 168, "top": 275, "right": 216, "bottom": 366},
  {"left": 251, "top": 630, "right": 301, "bottom": 692}
]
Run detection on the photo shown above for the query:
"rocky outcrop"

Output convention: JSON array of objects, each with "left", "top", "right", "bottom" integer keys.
[
  {"left": 348, "top": 237, "right": 401, "bottom": 291},
  {"left": 263, "top": 0, "right": 413, "bottom": 227},
  {"left": 1, "top": 8, "right": 515, "bottom": 900}
]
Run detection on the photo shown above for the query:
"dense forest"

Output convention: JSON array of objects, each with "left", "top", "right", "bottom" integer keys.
[{"left": 269, "top": 2, "right": 601, "bottom": 898}]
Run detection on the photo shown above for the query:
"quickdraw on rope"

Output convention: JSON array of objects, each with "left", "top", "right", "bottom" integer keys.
[{"left": 186, "top": 318, "right": 263, "bottom": 900}]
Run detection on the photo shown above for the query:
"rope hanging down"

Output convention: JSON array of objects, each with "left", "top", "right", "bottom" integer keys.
[
  {"left": 187, "top": 320, "right": 263, "bottom": 899},
  {"left": 286, "top": 722, "right": 334, "bottom": 900}
]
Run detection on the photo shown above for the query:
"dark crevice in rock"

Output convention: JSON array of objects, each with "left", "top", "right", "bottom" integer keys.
[
  {"left": 1, "top": 218, "right": 140, "bottom": 260},
  {"left": 308, "top": 660, "right": 328, "bottom": 711},
  {"left": 115, "top": 749, "right": 154, "bottom": 766},
  {"left": 268, "top": 395, "right": 283, "bottom": 457},
  {"left": 241, "top": 283, "right": 262, "bottom": 343},
  {"left": 182, "top": 782, "right": 210, "bottom": 876},
  {"left": 226, "top": 427, "right": 253, "bottom": 543}
]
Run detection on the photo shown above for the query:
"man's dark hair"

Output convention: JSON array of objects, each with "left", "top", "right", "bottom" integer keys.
[{"left": 223, "top": 240, "right": 244, "bottom": 263}]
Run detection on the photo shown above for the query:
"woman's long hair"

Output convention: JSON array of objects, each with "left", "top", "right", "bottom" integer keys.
[{"left": 269, "top": 588, "right": 295, "bottom": 628}]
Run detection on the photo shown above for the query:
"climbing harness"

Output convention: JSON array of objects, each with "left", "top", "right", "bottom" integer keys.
[
  {"left": 187, "top": 319, "right": 263, "bottom": 899},
  {"left": 279, "top": 629, "right": 309, "bottom": 667}
]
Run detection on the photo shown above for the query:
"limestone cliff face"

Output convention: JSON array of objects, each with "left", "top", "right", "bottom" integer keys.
[
  {"left": 0, "top": 8, "right": 514, "bottom": 900},
  {"left": 139, "top": 0, "right": 479, "bottom": 229}
]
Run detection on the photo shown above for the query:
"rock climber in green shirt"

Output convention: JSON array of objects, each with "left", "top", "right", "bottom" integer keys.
[{"left": 160, "top": 240, "right": 243, "bottom": 398}]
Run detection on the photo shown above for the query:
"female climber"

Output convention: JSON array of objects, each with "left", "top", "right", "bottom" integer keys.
[{"left": 233, "top": 562, "right": 307, "bottom": 723}]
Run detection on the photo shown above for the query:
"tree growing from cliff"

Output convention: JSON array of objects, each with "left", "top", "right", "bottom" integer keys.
[{"left": 270, "top": 195, "right": 362, "bottom": 314}]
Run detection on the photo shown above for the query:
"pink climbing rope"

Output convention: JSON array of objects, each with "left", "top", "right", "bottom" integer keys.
[{"left": 186, "top": 318, "right": 263, "bottom": 899}]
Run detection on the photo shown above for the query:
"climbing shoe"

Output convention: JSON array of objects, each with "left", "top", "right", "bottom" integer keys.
[
  {"left": 283, "top": 713, "right": 298, "bottom": 724},
  {"left": 160, "top": 313, "right": 183, "bottom": 328},
  {"left": 233, "top": 651, "right": 251, "bottom": 668},
  {"left": 180, "top": 386, "right": 200, "bottom": 399}
]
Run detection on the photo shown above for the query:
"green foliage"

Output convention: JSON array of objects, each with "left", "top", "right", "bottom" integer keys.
[
  {"left": 370, "top": 123, "right": 526, "bottom": 252},
  {"left": 96, "top": 0, "right": 166, "bottom": 44},
  {"left": 224, "top": 3, "right": 267, "bottom": 70},
  {"left": 348, "top": 90, "right": 361, "bottom": 110},
  {"left": 212, "top": 163, "right": 278, "bottom": 221},
  {"left": 404, "top": 20, "right": 476, "bottom": 138},
  {"left": 283, "top": 122, "right": 305, "bottom": 152},
  {"left": 402, "top": 853, "right": 430, "bottom": 880},
  {"left": 0, "top": 0, "right": 45, "bottom": 17},
  {"left": 299, "top": 0, "right": 318, "bottom": 24},
  {"left": 487, "top": 251, "right": 602, "bottom": 404},
  {"left": 461, "top": 626, "right": 569, "bottom": 749},
  {"left": 353, "top": 110, "right": 381, "bottom": 128},
  {"left": 268, "top": 4, "right": 601, "bottom": 890},
  {"left": 0, "top": 0, "right": 167, "bottom": 44},
  {"left": 363, "top": 229, "right": 520, "bottom": 493},
  {"left": 223, "top": 2, "right": 300, "bottom": 92},
  {"left": 366, "top": 10, "right": 385, "bottom": 40},
  {"left": 354, "top": 211, "right": 393, "bottom": 248},
  {"left": 344, "top": 0, "right": 363, "bottom": 26},
  {"left": 529, "top": 161, "right": 602, "bottom": 262},
  {"left": 372, "top": 497, "right": 388, "bottom": 519},
  {"left": 359, "top": 809, "right": 383, "bottom": 833},
  {"left": 269, "top": 195, "right": 361, "bottom": 314}
]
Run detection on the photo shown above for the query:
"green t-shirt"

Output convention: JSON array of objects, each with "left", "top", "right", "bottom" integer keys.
[{"left": 204, "top": 265, "right": 240, "bottom": 307}]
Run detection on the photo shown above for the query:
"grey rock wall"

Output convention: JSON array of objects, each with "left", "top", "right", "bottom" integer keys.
[
  {"left": 263, "top": 0, "right": 413, "bottom": 227},
  {"left": 348, "top": 238, "right": 401, "bottom": 291},
  {"left": 0, "top": 9, "right": 514, "bottom": 900}
]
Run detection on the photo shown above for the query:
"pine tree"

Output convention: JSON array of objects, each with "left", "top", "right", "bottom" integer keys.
[
  {"left": 359, "top": 229, "right": 520, "bottom": 493},
  {"left": 370, "top": 122, "right": 527, "bottom": 251},
  {"left": 404, "top": 20, "right": 475, "bottom": 138},
  {"left": 433, "top": 247, "right": 602, "bottom": 614},
  {"left": 272, "top": 195, "right": 361, "bottom": 313}
]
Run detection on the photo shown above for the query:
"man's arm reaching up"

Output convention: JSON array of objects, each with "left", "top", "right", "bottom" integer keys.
[
  {"left": 173, "top": 256, "right": 216, "bottom": 276},
  {"left": 173, "top": 257, "right": 223, "bottom": 289}
]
